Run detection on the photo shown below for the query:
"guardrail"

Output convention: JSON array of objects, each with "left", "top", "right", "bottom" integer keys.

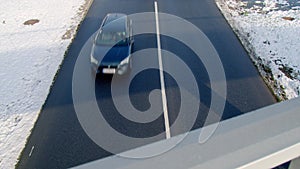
[{"left": 73, "top": 97, "right": 300, "bottom": 169}]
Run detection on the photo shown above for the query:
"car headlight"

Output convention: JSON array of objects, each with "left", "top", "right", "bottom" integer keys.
[
  {"left": 91, "top": 55, "right": 98, "bottom": 65},
  {"left": 120, "top": 56, "right": 130, "bottom": 66}
]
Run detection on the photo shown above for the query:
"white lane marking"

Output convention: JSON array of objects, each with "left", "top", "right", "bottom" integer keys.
[
  {"left": 154, "top": 1, "right": 171, "bottom": 139},
  {"left": 29, "top": 146, "right": 35, "bottom": 157}
]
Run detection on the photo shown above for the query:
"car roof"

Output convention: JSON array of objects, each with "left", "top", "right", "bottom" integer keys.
[{"left": 102, "top": 13, "right": 127, "bottom": 32}]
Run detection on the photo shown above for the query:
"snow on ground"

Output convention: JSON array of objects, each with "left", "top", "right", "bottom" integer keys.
[
  {"left": 0, "top": 0, "right": 91, "bottom": 168},
  {"left": 216, "top": 0, "right": 300, "bottom": 100},
  {"left": 0, "top": 0, "right": 298, "bottom": 168}
]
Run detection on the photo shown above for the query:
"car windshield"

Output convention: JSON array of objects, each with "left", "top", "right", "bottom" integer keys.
[{"left": 95, "top": 30, "right": 128, "bottom": 46}]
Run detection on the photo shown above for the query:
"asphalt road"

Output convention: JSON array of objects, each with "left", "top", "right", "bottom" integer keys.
[{"left": 17, "top": 0, "right": 276, "bottom": 168}]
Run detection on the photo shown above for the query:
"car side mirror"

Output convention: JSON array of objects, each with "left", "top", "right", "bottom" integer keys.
[
  {"left": 131, "top": 38, "right": 134, "bottom": 44},
  {"left": 92, "top": 35, "right": 97, "bottom": 44}
]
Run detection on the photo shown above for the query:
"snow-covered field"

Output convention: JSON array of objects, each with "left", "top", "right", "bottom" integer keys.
[
  {"left": 0, "top": 0, "right": 91, "bottom": 168},
  {"left": 216, "top": 0, "right": 300, "bottom": 100},
  {"left": 0, "top": 0, "right": 299, "bottom": 168}
]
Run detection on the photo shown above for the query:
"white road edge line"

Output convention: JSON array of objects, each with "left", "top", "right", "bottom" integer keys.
[
  {"left": 154, "top": 1, "right": 171, "bottom": 139},
  {"left": 29, "top": 146, "right": 34, "bottom": 157}
]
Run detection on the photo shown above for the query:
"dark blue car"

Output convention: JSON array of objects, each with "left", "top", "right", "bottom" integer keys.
[{"left": 91, "top": 13, "right": 133, "bottom": 75}]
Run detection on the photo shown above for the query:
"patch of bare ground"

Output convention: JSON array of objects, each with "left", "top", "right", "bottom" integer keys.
[{"left": 23, "top": 19, "right": 39, "bottom": 25}]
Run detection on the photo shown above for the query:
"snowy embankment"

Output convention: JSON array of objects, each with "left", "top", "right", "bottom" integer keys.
[
  {"left": 0, "top": 0, "right": 91, "bottom": 168},
  {"left": 216, "top": 0, "right": 300, "bottom": 100}
]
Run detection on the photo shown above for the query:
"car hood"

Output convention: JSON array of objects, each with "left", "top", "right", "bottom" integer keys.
[{"left": 92, "top": 44, "right": 129, "bottom": 66}]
